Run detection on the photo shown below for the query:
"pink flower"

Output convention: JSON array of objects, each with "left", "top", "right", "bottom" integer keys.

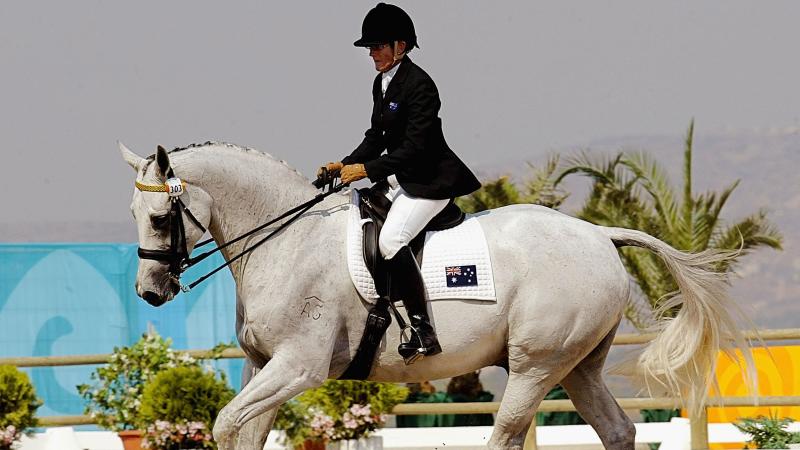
[
  {"left": 1, "top": 425, "right": 21, "bottom": 446},
  {"left": 342, "top": 414, "right": 359, "bottom": 429},
  {"left": 349, "top": 404, "right": 371, "bottom": 417},
  {"left": 143, "top": 420, "right": 214, "bottom": 448}
]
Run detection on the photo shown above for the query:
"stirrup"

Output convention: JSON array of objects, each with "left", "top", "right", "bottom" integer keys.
[
  {"left": 400, "top": 348, "right": 426, "bottom": 365},
  {"left": 398, "top": 324, "right": 433, "bottom": 365}
]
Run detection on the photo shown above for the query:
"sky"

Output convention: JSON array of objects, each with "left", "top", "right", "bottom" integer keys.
[{"left": 1, "top": 1, "right": 799, "bottom": 225}]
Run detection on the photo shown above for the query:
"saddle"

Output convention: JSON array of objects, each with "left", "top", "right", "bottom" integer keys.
[
  {"left": 339, "top": 181, "right": 465, "bottom": 379},
  {"left": 359, "top": 180, "right": 465, "bottom": 297}
]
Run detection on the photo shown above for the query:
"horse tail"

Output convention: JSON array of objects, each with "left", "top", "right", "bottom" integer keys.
[{"left": 600, "top": 226, "right": 756, "bottom": 414}]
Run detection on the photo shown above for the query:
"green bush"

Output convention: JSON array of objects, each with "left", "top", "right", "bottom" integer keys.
[
  {"left": 274, "top": 400, "right": 314, "bottom": 448},
  {"left": 735, "top": 414, "right": 800, "bottom": 449},
  {"left": 77, "top": 332, "right": 199, "bottom": 431},
  {"left": 0, "top": 365, "right": 42, "bottom": 448},
  {"left": 140, "top": 366, "right": 234, "bottom": 427},
  {"left": 297, "top": 380, "right": 408, "bottom": 420},
  {"left": 274, "top": 381, "right": 409, "bottom": 447}
]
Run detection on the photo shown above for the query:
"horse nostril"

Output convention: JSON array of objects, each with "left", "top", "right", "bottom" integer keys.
[{"left": 142, "top": 290, "right": 166, "bottom": 307}]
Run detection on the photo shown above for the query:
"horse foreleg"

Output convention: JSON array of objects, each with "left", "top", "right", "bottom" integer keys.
[
  {"left": 213, "top": 356, "right": 325, "bottom": 450},
  {"left": 233, "top": 359, "right": 276, "bottom": 450},
  {"left": 560, "top": 324, "right": 636, "bottom": 450},
  {"left": 235, "top": 408, "right": 277, "bottom": 450}
]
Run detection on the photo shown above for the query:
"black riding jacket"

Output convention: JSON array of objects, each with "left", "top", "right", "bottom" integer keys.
[{"left": 341, "top": 57, "right": 481, "bottom": 200}]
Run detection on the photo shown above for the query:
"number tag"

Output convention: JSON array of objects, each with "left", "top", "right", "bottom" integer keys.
[{"left": 165, "top": 178, "right": 184, "bottom": 197}]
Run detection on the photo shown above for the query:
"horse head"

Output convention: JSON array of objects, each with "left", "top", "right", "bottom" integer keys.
[{"left": 120, "top": 142, "right": 213, "bottom": 306}]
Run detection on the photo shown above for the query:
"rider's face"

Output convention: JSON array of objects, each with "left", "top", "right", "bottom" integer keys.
[{"left": 368, "top": 41, "right": 405, "bottom": 72}]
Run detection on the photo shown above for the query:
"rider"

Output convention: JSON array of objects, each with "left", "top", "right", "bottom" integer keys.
[{"left": 319, "top": 3, "right": 481, "bottom": 360}]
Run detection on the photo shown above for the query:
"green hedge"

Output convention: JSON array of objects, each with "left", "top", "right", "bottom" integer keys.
[
  {"left": 140, "top": 366, "right": 235, "bottom": 427},
  {"left": 0, "top": 365, "right": 42, "bottom": 437}
]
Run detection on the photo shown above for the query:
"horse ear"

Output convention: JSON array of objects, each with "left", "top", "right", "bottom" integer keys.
[
  {"left": 119, "top": 141, "right": 145, "bottom": 172},
  {"left": 156, "top": 145, "right": 171, "bottom": 177}
]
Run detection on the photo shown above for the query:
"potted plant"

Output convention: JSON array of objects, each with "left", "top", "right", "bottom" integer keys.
[
  {"left": 734, "top": 414, "right": 800, "bottom": 449},
  {"left": 139, "top": 365, "right": 235, "bottom": 449},
  {"left": 78, "top": 332, "right": 199, "bottom": 450},
  {"left": 0, "top": 365, "right": 42, "bottom": 450},
  {"left": 295, "top": 380, "right": 408, "bottom": 450}
]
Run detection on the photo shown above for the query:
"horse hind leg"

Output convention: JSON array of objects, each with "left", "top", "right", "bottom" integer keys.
[
  {"left": 488, "top": 339, "right": 586, "bottom": 450},
  {"left": 560, "top": 323, "right": 636, "bottom": 450},
  {"left": 488, "top": 370, "right": 560, "bottom": 450},
  {"left": 487, "top": 321, "right": 616, "bottom": 447}
]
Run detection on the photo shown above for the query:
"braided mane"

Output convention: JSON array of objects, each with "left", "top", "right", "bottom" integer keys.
[{"left": 142, "top": 141, "right": 306, "bottom": 180}]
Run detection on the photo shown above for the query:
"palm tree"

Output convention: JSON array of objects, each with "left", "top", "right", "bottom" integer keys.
[
  {"left": 456, "top": 155, "right": 568, "bottom": 213},
  {"left": 555, "top": 120, "right": 783, "bottom": 327}
]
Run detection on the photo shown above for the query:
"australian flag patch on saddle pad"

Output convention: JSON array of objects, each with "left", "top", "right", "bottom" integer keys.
[{"left": 446, "top": 265, "right": 478, "bottom": 287}]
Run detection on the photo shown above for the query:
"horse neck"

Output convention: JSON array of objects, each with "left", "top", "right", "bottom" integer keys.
[{"left": 175, "top": 146, "right": 316, "bottom": 255}]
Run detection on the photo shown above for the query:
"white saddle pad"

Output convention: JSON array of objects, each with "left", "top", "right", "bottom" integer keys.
[{"left": 346, "top": 190, "right": 497, "bottom": 303}]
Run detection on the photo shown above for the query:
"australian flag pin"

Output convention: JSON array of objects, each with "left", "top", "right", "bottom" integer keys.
[
  {"left": 388, "top": 101, "right": 399, "bottom": 111},
  {"left": 445, "top": 265, "right": 478, "bottom": 287}
]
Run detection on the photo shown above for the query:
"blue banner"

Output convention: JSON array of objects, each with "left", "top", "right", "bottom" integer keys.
[{"left": 0, "top": 243, "right": 243, "bottom": 417}]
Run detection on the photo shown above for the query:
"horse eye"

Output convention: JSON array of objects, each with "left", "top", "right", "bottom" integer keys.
[{"left": 150, "top": 214, "right": 169, "bottom": 230}]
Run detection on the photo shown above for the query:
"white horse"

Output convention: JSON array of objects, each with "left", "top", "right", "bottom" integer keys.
[{"left": 120, "top": 142, "right": 751, "bottom": 450}]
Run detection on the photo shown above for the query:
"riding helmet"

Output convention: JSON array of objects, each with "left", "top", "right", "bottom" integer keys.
[{"left": 353, "top": 3, "right": 419, "bottom": 49}]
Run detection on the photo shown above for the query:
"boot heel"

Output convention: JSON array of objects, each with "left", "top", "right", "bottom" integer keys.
[{"left": 426, "top": 342, "right": 442, "bottom": 355}]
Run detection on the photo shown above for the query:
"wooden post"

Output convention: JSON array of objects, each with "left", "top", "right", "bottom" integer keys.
[
  {"left": 690, "top": 406, "right": 709, "bottom": 450},
  {"left": 523, "top": 414, "right": 538, "bottom": 450}
]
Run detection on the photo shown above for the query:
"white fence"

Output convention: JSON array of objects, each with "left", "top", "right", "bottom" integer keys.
[{"left": 17, "top": 419, "right": 800, "bottom": 450}]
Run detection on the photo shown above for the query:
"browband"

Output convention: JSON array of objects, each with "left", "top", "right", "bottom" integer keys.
[{"left": 135, "top": 178, "right": 186, "bottom": 195}]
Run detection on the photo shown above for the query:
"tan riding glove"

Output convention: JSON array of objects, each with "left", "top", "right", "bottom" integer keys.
[
  {"left": 340, "top": 164, "right": 367, "bottom": 184},
  {"left": 317, "top": 161, "right": 343, "bottom": 178}
]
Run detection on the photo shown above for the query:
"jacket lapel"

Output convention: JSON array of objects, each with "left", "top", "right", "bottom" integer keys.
[
  {"left": 372, "top": 74, "right": 383, "bottom": 108},
  {"left": 382, "top": 56, "right": 413, "bottom": 102}
]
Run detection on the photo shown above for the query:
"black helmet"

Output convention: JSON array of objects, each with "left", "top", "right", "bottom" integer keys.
[{"left": 353, "top": 3, "right": 418, "bottom": 49}]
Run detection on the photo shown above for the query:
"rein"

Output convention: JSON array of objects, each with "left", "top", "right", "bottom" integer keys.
[{"left": 135, "top": 170, "right": 344, "bottom": 294}]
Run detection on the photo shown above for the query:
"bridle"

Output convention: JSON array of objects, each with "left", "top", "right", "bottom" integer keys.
[
  {"left": 135, "top": 175, "right": 206, "bottom": 280},
  {"left": 134, "top": 167, "right": 344, "bottom": 296}
]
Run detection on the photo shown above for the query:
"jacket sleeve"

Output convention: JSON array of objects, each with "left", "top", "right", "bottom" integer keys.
[{"left": 363, "top": 77, "right": 440, "bottom": 181}]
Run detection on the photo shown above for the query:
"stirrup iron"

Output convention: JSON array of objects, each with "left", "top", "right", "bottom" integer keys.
[{"left": 398, "top": 323, "right": 430, "bottom": 365}]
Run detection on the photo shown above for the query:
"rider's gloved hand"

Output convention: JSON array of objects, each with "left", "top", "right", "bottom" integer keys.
[
  {"left": 317, "top": 161, "right": 343, "bottom": 178},
  {"left": 341, "top": 164, "right": 367, "bottom": 184}
]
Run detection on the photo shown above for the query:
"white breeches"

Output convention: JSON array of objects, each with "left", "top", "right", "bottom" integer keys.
[{"left": 379, "top": 176, "right": 449, "bottom": 259}]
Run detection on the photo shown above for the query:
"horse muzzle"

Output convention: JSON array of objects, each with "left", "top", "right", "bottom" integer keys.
[
  {"left": 142, "top": 290, "right": 168, "bottom": 307},
  {"left": 140, "top": 280, "right": 179, "bottom": 307}
]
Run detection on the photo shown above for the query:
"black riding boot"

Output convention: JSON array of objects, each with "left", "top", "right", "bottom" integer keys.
[{"left": 388, "top": 246, "right": 442, "bottom": 364}]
